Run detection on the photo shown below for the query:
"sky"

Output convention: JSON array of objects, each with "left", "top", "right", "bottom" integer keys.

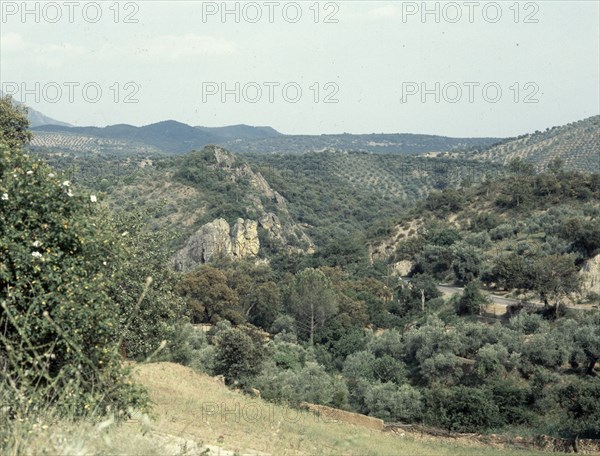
[{"left": 1, "top": 1, "right": 599, "bottom": 137}]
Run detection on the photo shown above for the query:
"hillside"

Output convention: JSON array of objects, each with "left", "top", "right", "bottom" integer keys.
[
  {"left": 33, "top": 144, "right": 510, "bottom": 258},
  {"left": 369, "top": 168, "right": 600, "bottom": 304},
  {"left": 456, "top": 115, "right": 600, "bottom": 173}
]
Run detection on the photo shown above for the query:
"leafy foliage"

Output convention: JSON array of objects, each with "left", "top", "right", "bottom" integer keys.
[{"left": 0, "top": 111, "right": 146, "bottom": 417}]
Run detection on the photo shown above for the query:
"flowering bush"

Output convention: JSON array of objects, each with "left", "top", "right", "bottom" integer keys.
[{"left": 0, "top": 109, "right": 147, "bottom": 417}]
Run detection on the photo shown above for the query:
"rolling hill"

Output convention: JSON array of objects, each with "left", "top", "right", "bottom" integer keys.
[
  {"left": 457, "top": 115, "right": 600, "bottom": 172},
  {"left": 29, "top": 121, "right": 501, "bottom": 156}
]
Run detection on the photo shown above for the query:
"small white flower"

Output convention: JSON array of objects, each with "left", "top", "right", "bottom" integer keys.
[
  {"left": 66, "top": 189, "right": 73, "bottom": 197},
  {"left": 121, "top": 231, "right": 129, "bottom": 237},
  {"left": 33, "top": 240, "right": 42, "bottom": 247},
  {"left": 103, "top": 261, "right": 107, "bottom": 266},
  {"left": 31, "top": 251, "right": 43, "bottom": 258},
  {"left": 48, "top": 173, "right": 55, "bottom": 178},
  {"left": 62, "top": 180, "right": 70, "bottom": 187},
  {"left": 1, "top": 193, "right": 7, "bottom": 201},
  {"left": 90, "top": 195, "right": 97, "bottom": 203},
  {"left": 26, "top": 170, "right": 33, "bottom": 175}
]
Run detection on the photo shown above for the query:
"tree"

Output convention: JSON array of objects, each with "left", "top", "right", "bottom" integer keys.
[
  {"left": 425, "top": 386, "right": 502, "bottom": 432},
  {"left": 247, "top": 282, "right": 281, "bottom": 330},
  {"left": 106, "top": 208, "right": 188, "bottom": 360},
  {"left": 213, "top": 326, "right": 266, "bottom": 386},
  {"left": 572, "top": 313, "right": 600, "bottom": 375},
  {"left": 490, "top": 252, "right": 529, "bottom": 290},
  {"left": 364, "top": 382, "right": 423, "bottom": 422},
  {"left": 456, "top": 281, "right": 488, "bottom": 315},
  {"left": 451, "top": 242, "right": 484, "bottom": 284},
  {"left": 287, "top": 268, "right": 339, "bottom": 345},
  {"left": 474, "top": 343, "right": 511, "bottom": 380},
  {"left": 547, "top": 157, "right": 565, "bottom": 175},
  {"left": 220, "top": 262, "right": 281, "bottom": 330},
  {"left": 531, "top": 254, "right": 580, "bottom": 316},
  {"left": 397, "top": 273, "right": 440, "bottom": 313},
  {"left": 559, "top": 217, "right": 600, "bottom": 258},
  {"left": 177, "top": 266, "right": 241, "bottom": 324},
  {"left": 556, "top": 378, "right": 600, "bottom": 440},
  {"left": 508, "top": 157, "right": 535, "bottom": 177}
]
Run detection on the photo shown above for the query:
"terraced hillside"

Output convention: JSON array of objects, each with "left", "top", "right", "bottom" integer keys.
[
  {"left": 460, "top": 115, "right": 599, "bottom": 172},
  {"left": 30, "top": 130, "right": 163, "bottom": 155},
  {"left": 247, "top": 151, "right": 508, "bottom": 201},
  {"left": 220, "top": 133, "right": 500, "bottom": 155}
]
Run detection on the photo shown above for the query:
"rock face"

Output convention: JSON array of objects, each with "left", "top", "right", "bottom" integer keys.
[
  {"left": 580, "top": 254, "right": 600, "bottom": 297},
  {"left": 231, "top": 218, "right": 259, "bottom": 257},
  {"left": 173, "top": 218, "right": 259, "bottom": 272},
  {"left": 392, "top": 260, "right": 414, "bottom": 277},
  {"left": 172, "top": 146, "right": 314, "bottom": 263}
]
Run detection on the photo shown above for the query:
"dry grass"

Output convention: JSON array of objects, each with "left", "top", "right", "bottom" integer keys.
[
  {"left": 3, "top": 361, "right": 568, "bottom": 455},
  {"left": 129, "top": 362, "right": 560, "bottom": 456}
]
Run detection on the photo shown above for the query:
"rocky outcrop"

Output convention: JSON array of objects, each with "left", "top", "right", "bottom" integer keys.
[
  {"left": 174, "top": 146, "right": 314, "bottom": 259},
  {"left": 231, "top": 218, "right": 259, "bottom": 257},
  {"left": 392, "top": 260, "right": 414, "bottom": 277},
  {"left": 579, "top": 254, "right": 600, "bottom": 297},
  {"left": 173, "top": 218, "right": 259, "bottom": 272},
  {"left": 259, "top": 212, "right": 284, "bottom": 242}
]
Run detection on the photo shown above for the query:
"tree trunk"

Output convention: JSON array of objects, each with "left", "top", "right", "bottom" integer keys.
[
  {"left": 586, "top": 357, "right": 598, "bottom": 375},
  {"left": 420, "top": 289, "right": 425, "bottom": 313},
  {"left": 309, "top": 303, "right": 315, "bottom": 346}
]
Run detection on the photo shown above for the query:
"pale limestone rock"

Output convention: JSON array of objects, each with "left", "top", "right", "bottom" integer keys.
[
  {"left": 259, "top": 213, "right": 283, "bottom": 239},
  {"left": 393, "top": 260, "right": 415, "bottom": 277},
  {"left": 580, "top": 254, "right": 600, "bottom": 296},
  {"left": 173, "top": 218, "right": 232, "bottom": 271},
  {"left": 231, "top": 218, "right": 260, "bottom": 258},
  {"left": 173, "top": 218, "right": 260, "bottom": 272}
]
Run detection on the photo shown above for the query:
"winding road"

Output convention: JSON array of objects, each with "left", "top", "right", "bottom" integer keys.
[{"left": 435, "top": 284, "right": 596, "bottom": 313}]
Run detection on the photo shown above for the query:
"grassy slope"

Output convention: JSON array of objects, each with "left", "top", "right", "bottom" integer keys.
[
  {"left": 131, "top": 362, "right": 566, "bottom": 455},
  {"left": 4, "top": 365, "right": 569, "bottom": 456}
]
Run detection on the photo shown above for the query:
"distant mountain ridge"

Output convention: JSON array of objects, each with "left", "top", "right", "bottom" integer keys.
[
  {"left": 0, "top": 90, "right": 72, "bottom": 128},
  {"left": 30, "top": 120, "right": 500, "bottom": 155}
]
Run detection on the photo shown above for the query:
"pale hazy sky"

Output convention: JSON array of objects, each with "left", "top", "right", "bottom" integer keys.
[{"left": 1, "top": 1, "right": 598, "bottom": 137}]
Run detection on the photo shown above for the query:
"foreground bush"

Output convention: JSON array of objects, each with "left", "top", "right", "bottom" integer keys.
[{"left": 0, "top": 102, "right": 147, "bottom": 420}]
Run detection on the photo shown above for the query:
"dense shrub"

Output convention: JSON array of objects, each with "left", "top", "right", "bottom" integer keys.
[
  {"left": 425, "top": 386, "right": 502, "bottom": 432},
  {"left": 213, "top": 326, "right": 267, "bottom": 386},
  {"left": 0, "top": 137, "right": 147, "bottom": 416},
  {"left": 364, "top": 382, "right": 423, "bottom": 422}
]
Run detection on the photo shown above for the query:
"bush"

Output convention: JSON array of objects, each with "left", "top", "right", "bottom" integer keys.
[
  {"left": 555, "top": 377, "right": 600, "bottom": 438},
  {"left": 484, "top": 379, "right": 535, "bottom": 426},
  {"left": 364, "top": 382, "right": 423, "bottom": 422},
  {"left": 255, "top": 360, "right": 347, "bottom": 408},
  {"left": 0, "top": 139, "right": 147, "bottom": 416},
  {"left": 425, "top": 386, "right": 502, "bottom": 432},
  {"left": 474, "top": 343, "right": 511, "bottom": 380}
]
